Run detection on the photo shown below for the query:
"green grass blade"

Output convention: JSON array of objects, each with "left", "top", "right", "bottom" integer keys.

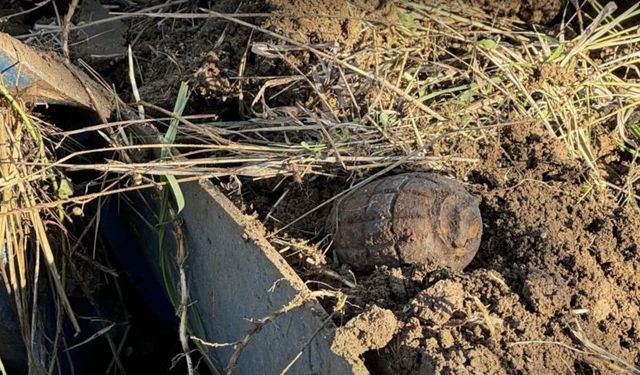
[
  {"left": 158, "top": 81, "right": 190, "bottom": 307},
  {"left": 162, "top": 82, "right": 190, "bottom": 158},
  {"left": 166, "top": 174, "right": 185, "bottom": 213}
]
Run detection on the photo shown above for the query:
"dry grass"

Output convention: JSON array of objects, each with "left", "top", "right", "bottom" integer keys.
[
  {"left": 3, "top": 0, "right": 640, "bottom": 373},
  {"left": 0, "top": 83, "right": 81, "bottom": 372},
  {"left": 508, "top": 319, "right": 640, "bottom": 375},
  {"left": 33, "top": 1, "right": 638, "bottom": 289},
  {"left": 38, "top": 0, "right": 639, "bottom": 208}
]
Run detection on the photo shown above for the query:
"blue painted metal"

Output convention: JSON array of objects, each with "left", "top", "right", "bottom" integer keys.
[
  {"left": 0, "top": 33, "right": 113, "bottom": 118},
  {"left": 0, "top": 34, "right": 131, "bottom": 373},
  {"left": 0, "top": 287, "right": 26, "bottom": 372},
  {"left": 99, "top": 195, "right": 178, "bottom": 328},
  {"left": 0, "top": 49, "right": 36, "bottom": 90}
]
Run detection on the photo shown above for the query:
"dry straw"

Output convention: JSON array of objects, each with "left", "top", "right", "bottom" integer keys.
[
  {"left": 0, "top": 82, "right": 79, "bottom": 372},
  {"left": 4, "top": 0, "right": 640, "bottom": 373},
  {"left": 45, "top": 1, "right": 639, "bottom": 209}
]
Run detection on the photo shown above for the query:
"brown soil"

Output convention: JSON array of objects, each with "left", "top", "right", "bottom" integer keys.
[
  {"left": 264, "top": 0, "right": 397, "bottom": 51},
  {"left": 130, "top": 0, "right": 272, "bottom": 107},
  {"left": 234, "top": 125, "right": 640, "bottom": 374},
  {"left": 332, "top": 305, "right": 400, "bottom": 374},
  {"left": 470, "top": 0, "right": 566, "bottom": 24},
  {"left": 184, "top": 2, "right": 638, "bottom": 374},
  {"left": 5, "top": 0, "right": 637, "bottom": 374},
  {"left": 341, "top": 121, "right": 640, "bottom": 374}
]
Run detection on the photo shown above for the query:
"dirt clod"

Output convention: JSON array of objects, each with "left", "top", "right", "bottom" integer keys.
[
  {"left": 331, "top": 306, "right": 399, "bottom": 374},
  {"left": 410, "top": 279, "right": 466, "bottom": 326},
  {"left": 522, "top": 269, "right": 571, "bottom": 314}
]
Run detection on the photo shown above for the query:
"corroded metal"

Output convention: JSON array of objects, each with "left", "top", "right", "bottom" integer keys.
[{"left": 329, "top": 173, "right": 482, "bottom": 271}]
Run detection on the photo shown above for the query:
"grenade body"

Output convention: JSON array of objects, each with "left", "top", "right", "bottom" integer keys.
[{"left": 328, "top": 173, "right": 482, "bottom": 271}]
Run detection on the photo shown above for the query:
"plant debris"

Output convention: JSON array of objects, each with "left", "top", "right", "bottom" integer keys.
[{"left": 1, "top": 0, "right": 640, "bottom": 374}]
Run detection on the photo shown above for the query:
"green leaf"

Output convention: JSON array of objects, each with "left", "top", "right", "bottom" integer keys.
[
  {"left": 460, "top": 115, "right": 472, "bottom": 127},
  {"left": 162, "top": 82, "right": 190, "bottom": 159},
  {"left": 379, "top": 110, "right": 397, "bottom": 127},
  {"left": 156, "top": 82, "right": 191, "bottom": 309},
  {"left": 457, "top": 86, "right": 479, "bottom": 105},
  {"left": 397, "top": 11, "right": 418, "bottom": 35},
  {"left": 547, "top": 44, "right": 565, "bottom": 62},
  {"left": 477, "top": 39, "right": 498, "bottom": 50},
  {"left": 56, "top": 175, "right": 73, "bottom": 199},
  {"left": 630, "top": 123, "right": 640, "bottom": 139},
  {"left": 165, "top": 175, "right": 185, "bottom": 213},
  {"left": 301, "top": 141, "right": 326, "bottom": 154},
  {"left": 161, "top": 81, "right": 190, "bottom": 214}
]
